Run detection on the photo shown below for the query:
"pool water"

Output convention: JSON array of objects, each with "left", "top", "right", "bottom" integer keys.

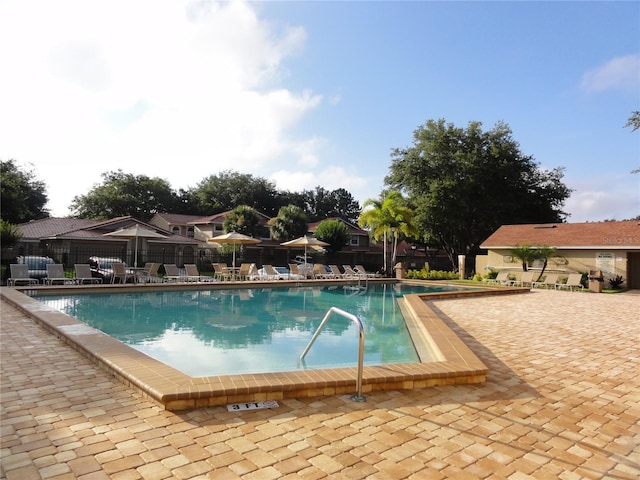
[{"left": 33, "top": 283, "right": 463, "bottom": 377}]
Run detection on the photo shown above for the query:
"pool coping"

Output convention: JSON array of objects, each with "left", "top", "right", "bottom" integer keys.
[{"left": 1, "top": 280, "right": 529, "bottom": 410}]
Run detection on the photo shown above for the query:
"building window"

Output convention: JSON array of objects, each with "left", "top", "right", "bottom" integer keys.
[
  {"left": 350, "top": 236, "right": 359, "bottom": 246},
  {"left": 187, "top": 227, "right": 194, "bottom": 238},
  {"left": 172, "top": 227, "right": 180, "bottom": 235}
]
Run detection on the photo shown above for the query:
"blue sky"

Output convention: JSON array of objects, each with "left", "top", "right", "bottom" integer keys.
[{"left": 1, "top": 0, "right": 638, "bottom": 222}]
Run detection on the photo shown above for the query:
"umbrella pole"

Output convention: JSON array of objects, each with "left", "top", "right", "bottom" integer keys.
[{"left": 134, "top": 235, "right": 138, "bottom": 267}]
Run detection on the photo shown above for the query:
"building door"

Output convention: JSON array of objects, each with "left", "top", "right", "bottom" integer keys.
[{"left": 627, "top": 252, "right": 640, "bottom": 289}]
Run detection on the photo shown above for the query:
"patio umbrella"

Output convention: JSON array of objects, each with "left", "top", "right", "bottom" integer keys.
[
  {"left": 281, "top": 235, "right": 329, "bottom": 272},
  {"left": 105, "top": 225, "right": 167, "bottom": 267},
  {"left": 208, "top": 232, "right": 261, "bottom": 268}
]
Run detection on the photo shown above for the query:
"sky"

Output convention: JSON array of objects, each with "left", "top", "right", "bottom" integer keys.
[{"left": 1, "top": 0, "right": 638, "bottom": 222}]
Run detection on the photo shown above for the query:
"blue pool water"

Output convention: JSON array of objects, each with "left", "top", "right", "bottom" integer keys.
[{"left": 32, "top": 283, "right": 466, "bottom": 377}]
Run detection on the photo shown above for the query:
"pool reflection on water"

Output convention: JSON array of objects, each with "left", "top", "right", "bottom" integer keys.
[{"left": 33, "top": 283, "right": 465, "bottom": 377}]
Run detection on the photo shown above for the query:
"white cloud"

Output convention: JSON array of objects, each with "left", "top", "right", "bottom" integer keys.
[
  {"left": 565, "top": 175, "right": 640, "bottom": 222},
  {"left": 580, "top": 54, "right": 640, "bottom": 93},
  {"left": 0, "top": 0, "right": 330, "bottom": 216}
]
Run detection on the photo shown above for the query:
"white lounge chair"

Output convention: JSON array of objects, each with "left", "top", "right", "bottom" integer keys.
[
  {"left": 355, "top": 265, "right": 377, "bottom": 278},
  {"left": 342, "top": 265, "right": 364, "bottom": 278}
]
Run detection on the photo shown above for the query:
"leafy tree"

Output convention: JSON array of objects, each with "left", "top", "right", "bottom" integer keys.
[
  {"left": 223, "top": 205, "right": 262, "bottom": 237},
  {"left": 269, "top": 205, "right": 308, "bottom": 242},
  {"left": 0, "top": 219, "right": 23, "bottom": 247},
  {"left": 192, "top": 170, "right": 282, "bottom": 216},
  {"left": 625, "top": 110, "right": 640, "bottom": 132},
  {"left": 70, "top": 170, "right": 179, "bottom": 221},
  {"left": 1, "top": 159, "right": 49, "bottom": 223},
  {"left": 314, "top": 219, "right": 350, "bottom": 253},
  {"left": 300, "top": 186, "right": 361, "bottom": 223},
  {"left": 358, "top": 191, "right": 417, "bottom": 273},
  {"left": 386, "top": 119, "right": 572, "bottom": 268}
]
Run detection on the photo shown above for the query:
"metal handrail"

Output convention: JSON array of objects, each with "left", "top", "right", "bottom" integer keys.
[{"left": 299, "top": 306, "right": 366, "bottom": 402}]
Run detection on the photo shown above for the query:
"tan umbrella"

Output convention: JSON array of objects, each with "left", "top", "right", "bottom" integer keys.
[
  {"left": 208, "top": 231, "right": 261, "bottom": 268},
  {"left": 281, "top": 235, "right": 329, "bottom": 271},
  {"left": 105, "top": 225, "right": 167, "bottom": 267}
]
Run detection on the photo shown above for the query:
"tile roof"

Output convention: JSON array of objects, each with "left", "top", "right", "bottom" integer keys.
[
  {"left": 481, "top": 220, "right": 640, "bottom": 249},
  {"left": 17, "top": 217, "right": 199, "bottom": 245},
  {"left": 18, "top": 217, "right": 105, "bottom": 239}
]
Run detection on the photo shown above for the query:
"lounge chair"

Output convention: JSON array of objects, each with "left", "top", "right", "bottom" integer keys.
[
  {"left": 111, "top": 262, "right": 135, "bottom": 284},
  {"left": 486, "top": 271, "right": 513, "bottom": 286},
  {"left": 514, "top": 271, "right": 536, "bottom": 288},
  {"left": 355, "top": 265, "right": 377, "bottom": 278},
  {"left": 533, "top": 273, "right": 560, "bottom": 289},
  {"left": 184, "top": 264, "right": 210, "bottom": 282},
  {"left": 328, "top": 265, "right": 344, "bottom": 278},
  {"left": 312, "top": 264, "right": 332, "bottom": 279},
  {"left": 136, "top": 263, "right": 161, "bottom": 283},
  {"left": 74, "top": 264, "right": 102, "bottom": 284},
  {"left": 45, "top": 264, "right": 75, "bottom": 285},
  {"left": 557, "top": 273, "right": 584, "bottom": 291},
  {"left": 163, "top": 264, "right": 183, "bottom": 282},
  {"left": 342, "top": 265, "right": 364, "bottom": 278},
  {"left": 261, "top": 265, "right": 280, "bottom": 280},
  {"left": 8, "top": 264, "right": 39, "bottom": 286}
]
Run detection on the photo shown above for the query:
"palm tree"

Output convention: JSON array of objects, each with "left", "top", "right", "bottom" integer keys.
[
  {"left": 269, "top": 205, "right": 309, "bottom": 242},
  {"left": 358, "top": 191, "right": 418, "bottom": 274}
]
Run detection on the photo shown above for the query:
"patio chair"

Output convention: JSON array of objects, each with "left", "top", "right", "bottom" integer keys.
[
  {"left": 163, "top": 264, "right": 183, "bottom": 282},
  {"left": 237, "top": 263, "right": 254, "bottom": 281},
  {"left": 212, "top": 263, "right": 231, "bottom": 281},
  {"left": 532, "top": 273, "right": 560, "bottom": 289},
  {"left": 8, "top": 264, "right": 39, "bottom": 286},
  {"left": 288, "top": 263, "right": 302, "bottom": 280},
  {"left": 111, "top": 263, "right": 135, "bottom": 284},
  {"left": 74, "top": 264, "right": 103, "bottom": 284},
  {"left": 45, "top": 264, "right": 75, "bottom": 285},
  {"left": 558, "top": 273, "right": 584, "bottom": 291}
]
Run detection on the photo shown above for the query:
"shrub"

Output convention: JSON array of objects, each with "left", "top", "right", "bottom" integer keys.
[
  {"left": 406, "top": 267, "right": 458, "bottom": 280},
  {"left": 608, "top": 275, "right": 625, "bottom": 289}
]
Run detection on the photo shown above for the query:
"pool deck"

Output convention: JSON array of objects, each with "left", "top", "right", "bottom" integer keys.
[{"left": 2, "top": 286, "right": 639, "bottom": 478}]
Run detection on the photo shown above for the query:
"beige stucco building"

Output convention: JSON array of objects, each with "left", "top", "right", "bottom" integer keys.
[{"left": 478, "top": 220, "right": 640, "bottom": 289}]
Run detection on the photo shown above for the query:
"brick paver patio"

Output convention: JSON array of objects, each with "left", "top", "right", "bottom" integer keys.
[{"left": 1, "top": 289, "right": 639, "bottom": 479}]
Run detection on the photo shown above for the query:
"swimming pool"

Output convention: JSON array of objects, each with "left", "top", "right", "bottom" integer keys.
[{"left": 32, "top": 283, "right": 464, "bottom": 377}]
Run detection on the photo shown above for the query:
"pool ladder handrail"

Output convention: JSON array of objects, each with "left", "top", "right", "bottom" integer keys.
[{"left": 299, "top": 306, "right": 366, "bottom": 402}]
